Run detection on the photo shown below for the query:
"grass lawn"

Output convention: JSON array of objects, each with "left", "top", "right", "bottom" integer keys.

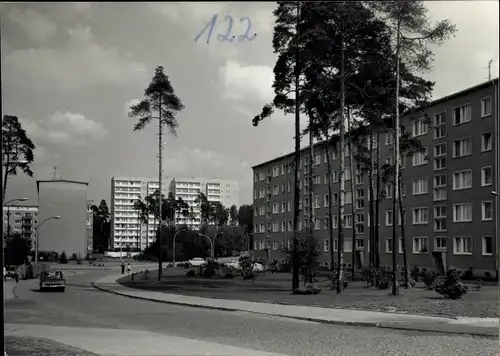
[{"left": 118, "top": 269, "right": 498, "bottom": 318}]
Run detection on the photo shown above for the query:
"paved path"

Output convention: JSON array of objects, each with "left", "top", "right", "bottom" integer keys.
[
  {"left": 94, "top": 273, "right": 499, "bottom": 337},
  {"left": 5, "top": 269, "right": 498, "bottom": 356}
]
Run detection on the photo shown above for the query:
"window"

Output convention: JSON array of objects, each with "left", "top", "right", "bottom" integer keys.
[
  {"left": 254, "top": 173, "right": 259, "bottom": 183},
  {"left": 259, "top": 223, "right": 265, "bottom": 233},
  {"left": 313, "top": 196, "right": 320, "bottom": 209},
  {"left": 433, "top": 174, "right": 447, "bottom": 201},
  {"left": 344, "top": 143, "right": 350, "bottom": 157},
  {"left": 412, "top": 148, "right": 428, "bottom": 166},
  {"left": 482, "top": 236, "right": 493, "bottom": 255},
  {"left": 314, "top": 219, "right": 321, "bottom": 230},
  {"left": 452, "top": 104, "right": 471, "bottom": 125},
  {"left": 324, "top": 173, "right": 329, "bottom": 185},
  {"left": 355, "top": 167, "right": 364, "bottom": 184},
  {"left": 355, "top": 189, "right": 365, "bottom": 210},
  {"left": 324, "top": 152, "right": 328, "bottom": 163},
  {"left": 481, "top": 96, "right": 492, "bottom": 117},
  {"left": 384, "top": 183, "right": 393, "bottom": 199},
  {"left": 412, "top": 178, "right": 428, "bottom": 195},
  {"left": 386, "top": 238, "right": 393, "bottom": 253},
  {"left": 281, "top": 221, "right": 286, "bottom": 232},
  {"left": 433, "top": 206, "right": 447, "bottom": 232},
  {"left": 344, "top": 190, "right": 353, "bottom": 204},
  {"left": 272, "top": 203, "right": 280, "bottom": 214},
  {"left": 314, "top": 153, "right": 321, "bottom": 165},
  {"left": 355, "top": 214, "right": 364, "bottom": 234},
  {"left": 481, "top": 166, "right": 492, "bottom": 186},
  {"left": 454, "top": 236, "right": 472, "bottom": 255},
  {"left": 259, "top": 188, "right": 265, "bottom": 198},
  {"left": 281, "top": 201, "right": 285, "bottom": 213},
  {"left": 481, "top": 132, "right": 492, "bottom": 152},
  {"left": 343, "top": 214, "right": 353, "bottom": 228},
  {"left": 272, "top": 221, "right": 279, "bottom": 232},
  {"left": 281, "top": 164, "right": 285, "bottom": 175},
  {"left": 287, "top": 182, "right": 291, "bottom": 192},
  {"left": 482, "top": 201, "right": 492, "bottom": 221},
  {"left": 344, "top": 239, "right": 353, "bottom": 252},
  {"left": 273, "top": 185, "right": 279, "bottom": 195},
  {"left": 385, "top": 156, "right": 394, "bottom": 166},
  {"left": 413, "top": 207, "right": 428, "bottom": 224},
  {"left": 385, "top": 210, "right": 393, "bottom": 226},
  {"left": 312, "top": 175, "right": 321, "bottom": 185},
  {"left": 332, "top": 170, "right": 338, "bottom": 182},
  {"left": 323, "top": 193, "right": 330, "bottom": 207},
  {"left": 344, "top": 168, "right": 351, "bottom": 181},
  {"left": 433, "top": 143, "right": 446, "bottom": 170},
  {"left": 453, "top": 170, "right": 472, "bottom": 190},
  {"left": 434, "top": 236, "right": 447, "bottom": 250},
  {"left": 272, "top": 166, "right": 280, "bottom": 177},
  {"left": 397, "top": 209, "right": 406, "bottom": 226},
  {"left": 281, "top": 184, "right": 285, "bottom": 193},
  {"left": 412, "top": 119, "right": 428, "bottom": 137},
  {"left": 453, "top": 203, "right": 473, "bottom": 222},
  {"left": 287, "top": 200, "right": 292, "bottom": 212},
  {"left": 413, "top": 237, "right": 428, "bottom": 254},
  {"left": 453, "top": 138, "right": 472, "bottom": 157},
  {"left": 433, "top": 112, "right": 446, "bottom": 139},
  {"left": 333, "top": 193, "right": 339, "bottom": 206},
  {"left": 324, "top": 217, "right": 330, "bottom": 230},
  {"left": 385, "top": 132, "right": 394, "bottom": 145},
  {"left": 287, "top": 220, "right": 292, "bottom": 231},
  {"left": 324, "top": 239, "right": 329, "bottom": 252},
  {"left": 332, "top": 215, "right": 338, "bottom": 229}
]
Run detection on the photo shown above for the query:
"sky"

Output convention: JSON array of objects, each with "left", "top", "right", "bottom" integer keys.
[{"left": 1, "top": 1, "right": 499, "bottom": 207}]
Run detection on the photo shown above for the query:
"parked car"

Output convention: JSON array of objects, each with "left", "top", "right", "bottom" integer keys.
[
  {"left": 39, "top": 271, "right": 66, "bottom": 292},
  {"left": 225, "top": 259, "right": 266, "bottom": 272},
  {"left": 188, "top": 258, "right": 207, "bottom": 267}
]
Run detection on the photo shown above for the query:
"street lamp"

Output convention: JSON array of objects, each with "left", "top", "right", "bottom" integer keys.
[
  {"left": 172, "top": 229, "right": 186, "bottom": 266},
  {"left": 198, "top": 233, "right": 215, "bottom": 259},
  {"left": 35, "top": 216, "right": 62, "bottom": 267}
]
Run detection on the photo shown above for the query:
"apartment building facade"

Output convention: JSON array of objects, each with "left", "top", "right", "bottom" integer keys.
[
  {"left": 252, "top": 79, "right": 499, "bottom": 276},
  {"left": 3, "top": 205, "right": 39, "bottom": 244},
  {"left": 86, "top": 200, "right": 93, "bottom": 253},
  {"left": 110, "top": 176, "right": 240, "bottom": 250}
]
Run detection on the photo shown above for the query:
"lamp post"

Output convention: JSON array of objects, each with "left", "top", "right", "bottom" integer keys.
[
  {"left": 172, "top": 229, "right": 186, "bottom": 266},
  {"left": 35, "top": 216, "right": 62, "bottom": 267},
  {"left": 198, "top": 233, "right": 215, "bottom": 259}
]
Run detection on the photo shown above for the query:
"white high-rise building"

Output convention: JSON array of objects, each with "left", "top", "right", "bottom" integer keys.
[{"left": 110, "top": 176, "right": 239, "bottom": 250}]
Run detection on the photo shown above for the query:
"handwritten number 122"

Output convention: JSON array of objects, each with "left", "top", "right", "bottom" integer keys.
[{"left": 195, "top": 14, "right": 257, "bottom": 44}]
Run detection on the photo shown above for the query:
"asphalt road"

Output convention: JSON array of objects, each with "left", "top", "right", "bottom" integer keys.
[{"left": 5, "top": 269, "right": 498, "bottom": 356}]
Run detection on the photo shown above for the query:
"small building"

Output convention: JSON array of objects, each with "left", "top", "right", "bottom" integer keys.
[{"left": 37, "top": 180, "right": 89, "bottom": 258}]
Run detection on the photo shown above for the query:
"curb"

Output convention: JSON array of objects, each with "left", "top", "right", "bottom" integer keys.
[{"left": 92, "top": 278, "right": 498, "bottom": 338}]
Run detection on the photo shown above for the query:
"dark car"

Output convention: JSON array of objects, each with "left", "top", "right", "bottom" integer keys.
[
  {"left": 39, "top": 271, "right": 66, "bottom": 292},
  {"left": 5, "top": 266, "right": 17, "bottom": 278}
]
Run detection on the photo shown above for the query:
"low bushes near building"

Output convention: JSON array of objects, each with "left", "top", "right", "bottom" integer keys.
[
  {"left": 434, "top": 268, "right": 468, "bottom": 299},
  {"left": 292, "top": 283, "right": 321, "bottom": 295},
  {"left": 239, "top": 256, "right": 256, "bottom": 280},
  {"left": 185, "top": 269, "right": 196, "bottom": 277},
  {"left": 421, "top": 270, "right": 438, "bottom": 289}
]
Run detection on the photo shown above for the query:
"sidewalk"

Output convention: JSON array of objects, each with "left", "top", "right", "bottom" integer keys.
[
  {"left": 5, "top": 323, "right": 287, "bottom": 356},
  {"left": 93, "top": 274, "right": 499, "bottom": 337},
  {"left": 4, "top": 280, "right": 17, "bottom": 301}
]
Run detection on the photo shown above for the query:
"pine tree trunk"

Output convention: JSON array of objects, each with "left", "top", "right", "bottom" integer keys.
[{"left": 337, "top": 36, "right": 346, "bottom": 294}]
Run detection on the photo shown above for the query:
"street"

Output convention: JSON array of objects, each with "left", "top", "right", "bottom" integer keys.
[{"left": 4, "top": 268, "right": 498, "bottom": 356}]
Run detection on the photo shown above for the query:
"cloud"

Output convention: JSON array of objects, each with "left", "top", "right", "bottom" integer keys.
[
  {"left": 219, "top": 60, "right": 273, "bottom": 102},
  {"left": 3, "top": 25, "right": 146, "bottom": 92},
  {"left": 7, "top": 8, "right": 57, "bottom": 44},
  {"left": 20, "top": 111, "right": 108, "bottom": 146},
  {"left": 162, "top": 146, "right": 251, "bottom": 183}
]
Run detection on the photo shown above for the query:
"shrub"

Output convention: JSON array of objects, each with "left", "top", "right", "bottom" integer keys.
[
  {"left": 71, "top": 252, "right": 78, "bottom": 261},
  {"left": 185, "top": 270, "right": 196, "bottom": 277},
  {"left": 223, "top": 270, "right": 234, "bottom": 279},
  {"left": 292, "top": 283, "right": 321, "bottom": 295},
  {"left": 421, "top": 270, "right": 438, "bottom": 289},
  {"left": 242, "top": 271, "right": 256, "bottom": 280},
  {"left": 409, "top": 266, "right": 421, "bottom": 282},
  {"left": 239, "top": 256, "right": 255, "bottom": 279},
  {"left": 277, "top": 260, "right": 291, "bottom": 273},
  {"left": 462, "top": 267, "right": 474, "bottom": 280},
  {"left": 434, "top": 268, "right": 468, "bottom": 299},
  {"left": 59, "top": 251, "right": 68, "bottom": 264}
]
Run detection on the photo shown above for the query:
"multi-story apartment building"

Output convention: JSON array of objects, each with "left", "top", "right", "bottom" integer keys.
[
  {"left": 171, "top": 177, "right": 240, "bottom": 229},
  {"left": 3, "top": 205, "right": 38, "bottom": 244},
  {"left": 110, "top": 176, "right": 240, "bottom": 250},
  {"left": 252, "top": 78, "right": 499, "bottom": 277}
]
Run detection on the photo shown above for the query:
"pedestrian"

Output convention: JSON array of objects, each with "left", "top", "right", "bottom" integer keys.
[
  {"left": 3, "top": 266, "right": 6, "bottom": 282},
  {"left": 15, "top": 266, "right": 20, "bottom": 283},
  {"left": 121, "top": 262, "right": 125, "bottom": 274},
  {"left": 126, "top": 263, "right": 131, "bottom": 274}
]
